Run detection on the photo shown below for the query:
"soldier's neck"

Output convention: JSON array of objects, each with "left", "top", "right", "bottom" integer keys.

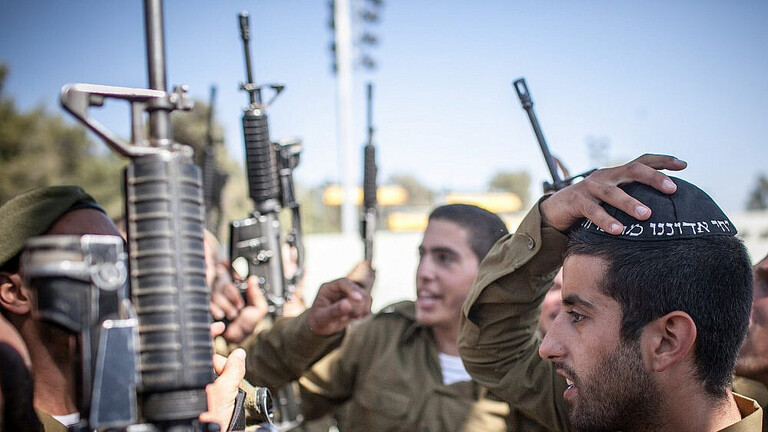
[
  {"left": 431, "top": 323, "right": 459, "bottom": 356},
  {"left": 25, "top": 324, "right": 78, "bottom": 415},
  {"left": 640, "top": 382, "right": 743, "bottom": 432}
]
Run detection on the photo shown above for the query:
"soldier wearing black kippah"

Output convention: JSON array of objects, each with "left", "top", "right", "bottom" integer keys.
[{"left": 458, "top": 154, "right": 763, "bottom": 432}]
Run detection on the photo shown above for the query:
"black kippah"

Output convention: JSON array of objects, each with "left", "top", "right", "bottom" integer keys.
[{"left": 572, "top": 177, "right": 736, "bottom": 241}]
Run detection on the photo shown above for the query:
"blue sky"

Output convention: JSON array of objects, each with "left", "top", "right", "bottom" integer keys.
[{"left": 1, "top": 1, "right": 767, "bottom": 213}]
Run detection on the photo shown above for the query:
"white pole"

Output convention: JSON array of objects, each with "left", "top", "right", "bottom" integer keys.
[{"left": 335, "top": 0, "right": 356, "bottom": 237}]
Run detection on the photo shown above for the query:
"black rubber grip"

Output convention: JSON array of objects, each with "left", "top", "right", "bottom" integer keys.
[
  {"left": 363, "top": 144, "right": 377, "bottom": 208},
  {"left": 243, "top": 110, "right": 280, "bottom": 210},
  {"left": 125, "top": 152, "right": 212, "bottom": 421}
]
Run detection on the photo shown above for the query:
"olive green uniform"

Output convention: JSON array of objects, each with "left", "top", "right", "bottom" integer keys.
[
  {"left": 733, "top": 377, "right": 768, "bottom": 430},
  {"left": 458, "top": 201, "right": 763, "bottom": 432},
  {"left": 35, "top": 410, "right": 67, "bottom": 432},
  {"left": 245, "top": 302, "right": 510, "bottom": 432}
]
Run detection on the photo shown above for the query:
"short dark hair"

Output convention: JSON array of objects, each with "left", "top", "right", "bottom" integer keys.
[
  {"left": 428, "top": 204, "right": 508, "bottom": 261},
  {"left": 0, "top": 254, "right": 20, "bottom": 275},
  {"left": 566, "top": 230, "right": 753, "bottom": 398}
]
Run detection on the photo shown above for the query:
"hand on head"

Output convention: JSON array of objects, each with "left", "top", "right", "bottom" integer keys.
[
  {"left": 539, "top": 154, "right": 687, "bottom": 233},
  {"left": 307, "top": 277, "right": 372, "bottom": 336}
]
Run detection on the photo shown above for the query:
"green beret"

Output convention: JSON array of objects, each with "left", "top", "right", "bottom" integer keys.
[{"left": 0, "top": 186, "right": 104, "bottom": 268}]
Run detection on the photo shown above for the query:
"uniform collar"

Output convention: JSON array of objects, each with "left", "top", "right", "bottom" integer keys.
[
  {"left": 721, "top": 393, "right": 763, "bottom": 431},
  {"left": 378, "top": 301, "right": 427, "bottom": 343}
]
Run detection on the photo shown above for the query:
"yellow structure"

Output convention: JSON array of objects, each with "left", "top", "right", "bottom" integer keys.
[
  {"left": 387, "top": 211, "right": 430, "bottom": 232},
  {"left": 322, "top": 185, "right": 409, "bottom": 206},
  {"left": 323, "top": 185, "right": 526, "bottom": 233},
  {"left": 443, "top": 192, "right": 522, "bottom": 213}
]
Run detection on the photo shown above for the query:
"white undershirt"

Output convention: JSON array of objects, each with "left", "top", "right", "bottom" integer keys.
[
  {"left": 439, "top": 352, "right": 472, "bottom": 385},
  {"left": 52, "top": 412, "right": 81, "bottom": 427}
]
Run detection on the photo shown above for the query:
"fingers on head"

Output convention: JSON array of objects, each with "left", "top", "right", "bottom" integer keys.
[
  {"left": 589, "top": 155, "right": 680, "bottom": 194},
  {"left": 633, "top": 153, "right": 686, "bottom": 170},
  {"left": 579, "top": 199, "right": 623, "bottom": 234},
  {"left": 596, "top": 181, "right": 652, "bottom": 221},
  {"left": 622, "top": 161, "right": 677, "bottom": 194}
]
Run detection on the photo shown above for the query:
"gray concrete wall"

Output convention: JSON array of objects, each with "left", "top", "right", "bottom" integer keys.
[{"left": 302, "top": 231, "right": 422, "bottom": 312}]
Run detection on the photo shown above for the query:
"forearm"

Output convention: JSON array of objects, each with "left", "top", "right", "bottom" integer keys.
[
  {"left": 295, "top": 349, "right": 350, "bottom": 421},
  {"left": 459, "top": 200, "right": 571, "bottom": 431},
  {"left": 242, "top": 310, "right": 344, "bottom": 389}
]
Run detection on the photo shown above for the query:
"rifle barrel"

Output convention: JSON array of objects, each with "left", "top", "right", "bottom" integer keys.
[
  {"left": 513, "top": 78, "right": 564, "bottom": 189},
  {"left": 144, "top": 0, "right": 172, "bottom": 145},
  {"left": 367, "top": 83, "right": 374, "bottom": 141},
  {"left": 239, "top": 12, "right": 259, "bottom": 106}
]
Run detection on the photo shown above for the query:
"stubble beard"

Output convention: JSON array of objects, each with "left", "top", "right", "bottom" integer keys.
[{"left": 568, "top": 339, "right": 663, "bottom": 432}]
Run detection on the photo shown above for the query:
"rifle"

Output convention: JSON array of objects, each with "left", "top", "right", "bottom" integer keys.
[
  {"left": 53, "top": 1, "right": 273, "bottom": 430},
  {"left": 360, "top": 82, "right": 378, "bottom": 264},
  {"left": 229, "top": 11, "right": 305, "bottom": 432},
  {"left": 202, "top": 85, "right": 229, "bottom": 236},
  {"left": 512, "top": 78, "right": 595, "bottom": 193}
]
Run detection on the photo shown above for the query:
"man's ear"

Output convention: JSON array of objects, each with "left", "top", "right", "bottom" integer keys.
[
  {"left": 641, "top": 311, "right": 697, "bottom": 372},
  {"left": 0, "top": 272, "right": 32, "bottom": 315}
]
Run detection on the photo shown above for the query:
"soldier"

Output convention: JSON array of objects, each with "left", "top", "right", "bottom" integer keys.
[
  {"left": 0, "top": 186, "right": 246, "bottom": 432},
  {"left": 243, "top": 204, "right": 524, "bottom": 431},
  {"left": 735, "top": 252, "right": 768, "bottom": 429},
  {"left": 459, "top": 154, "right": 762, "bottom": 431},
  {"left": 538, "top": 268, "right": 563, "bottom": 336}
]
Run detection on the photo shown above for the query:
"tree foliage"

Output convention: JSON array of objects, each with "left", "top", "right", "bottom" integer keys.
[
  {"left": 0, "top": 64, "right": 125, "bottom": 215},
  {"left": 171, "top": 99, "right": 343, "bottom": 236},
  {"left": 297, "top": 182, "right": 341, "bottom": 233},
  {"left": 171, "top": 100, "right": 249, "bottom": 239},
  {"left": 488, "top": 170, "right": 531, "bottom": 210},
  {"left": 0, "top": 65, "right": 247, "bottom": 227},
  {"left": 388, "top": 173, "right": 433, "bottom": 205},
  {"left": 746, "top": 174, "right": 768, "bottom": 211}
]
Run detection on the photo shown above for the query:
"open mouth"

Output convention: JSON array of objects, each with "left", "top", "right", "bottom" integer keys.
[
  {"left": 417, "top": 291, "right": 442, "bottom": 308},
  {"left": 556, "top": 368, "right": 577, "bottom": 401}
]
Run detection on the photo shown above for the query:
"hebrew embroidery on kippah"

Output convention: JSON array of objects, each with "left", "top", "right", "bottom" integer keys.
[{"left": 572, "top": 177, "right": 736, "bottom": 241}]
